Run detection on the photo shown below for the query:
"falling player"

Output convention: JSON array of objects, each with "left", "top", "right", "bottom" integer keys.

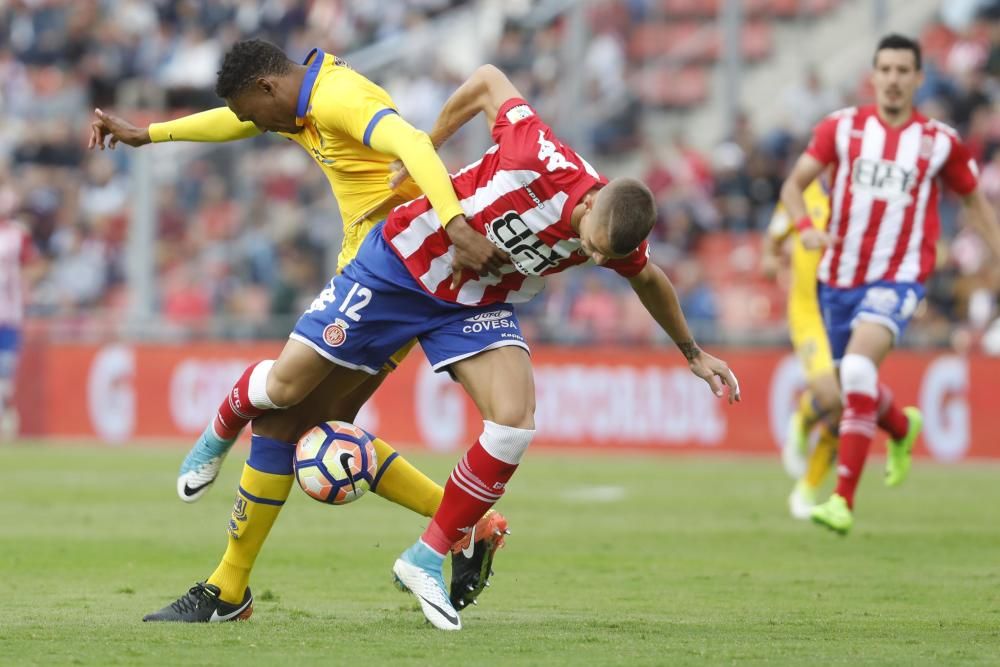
[
  {"left": 90, "top": 39, "right": 509, "bottom": 621},
  {"left": 761, "top": 179, "right": 840, "bottom": 518},
  {"left": 781, "top": 34, "right": 1000, "bottom": 534}
]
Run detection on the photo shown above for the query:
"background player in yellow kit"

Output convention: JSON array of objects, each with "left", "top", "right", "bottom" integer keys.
[
  {"left": 762, "top": 180, "right": 841, "bottom": 519},
  {"left": 90, "top": 39, "right": 508, "bottom": 621}
]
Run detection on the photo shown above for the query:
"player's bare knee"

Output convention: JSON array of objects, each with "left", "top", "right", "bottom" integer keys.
[
  {"left": 488, "top": 400, "right": 535, "bottom": 431},
  {"left": 263, "top": 372, "right": 299, "bottom": 409}
]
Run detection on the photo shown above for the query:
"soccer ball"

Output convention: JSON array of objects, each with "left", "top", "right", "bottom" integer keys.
[{"left": 294, "top": 421, "right": 378, "bottom": 505}]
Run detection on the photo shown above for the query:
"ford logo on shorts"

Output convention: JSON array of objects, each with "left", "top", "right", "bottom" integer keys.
[{"left": 464, "top": 310, "right": 513, "bottom": 323}]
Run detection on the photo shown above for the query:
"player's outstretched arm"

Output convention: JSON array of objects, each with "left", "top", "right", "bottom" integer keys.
[
  {"left": 88, "top": 107, "right": 259, "bottom": 150},
  {"left": 780, "top": 153, "right": 832, "bottom": 251},
  {"left": 627, "top": 263, "right": 741, "bottom": 403},
  {"left": 387, "top": 64, "right": 522, "bottom": 190},
  {"left": 960, "top": 188, "right": 1000, "bottom": 261},
  {"left": 427, "top": 64, "right": 522, "bottom": 149}
]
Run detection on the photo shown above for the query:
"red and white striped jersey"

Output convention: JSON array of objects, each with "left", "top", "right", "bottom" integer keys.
[
  {"left": 806, "top": 105, "right": 978, "bottom": 287},
  {"left": 382, "top": 98, "right": 648, "bottom": 306},
  {"left": 0, "top": 219, "right": 34, "bottom": 327}
]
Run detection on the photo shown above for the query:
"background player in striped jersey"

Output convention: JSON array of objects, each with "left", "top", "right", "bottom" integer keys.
[
  {"left": 781, "top": 34, "right": 1000, "bottom": 535},
  {"left": 269, "top": 64, "right": 740, "bottom": 629},
  {"left": 90, "top": 39, "right": 509, "bottom": 622},
  {"left": 0, "top": 215, "right": 38, "bottom": 441},
  {"left": 762, "top": 180, "right": 840, "bottom": 518}
]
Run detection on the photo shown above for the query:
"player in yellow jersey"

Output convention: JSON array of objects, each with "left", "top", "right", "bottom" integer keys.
[
  {"left": 761, "top": 180, "right": 841, "bottom": 519},
  {"left": 90, "top": 40, "right": 508, "bottom": 621}
]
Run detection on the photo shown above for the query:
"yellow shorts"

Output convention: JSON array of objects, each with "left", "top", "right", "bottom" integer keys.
[
  {"left": 788, "top": 292, "right": 834, "bottom": 381},
  {"left": 385, "top": 338, "right": 417, "bottom": 372}
]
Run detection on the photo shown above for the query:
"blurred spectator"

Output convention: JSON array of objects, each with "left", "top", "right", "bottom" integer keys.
[
  {"left": 782, "top": 67, "right": 843, "bottom": 137},
  {"left": 568, "top": 275, "right": 622, "bottom": 344}
]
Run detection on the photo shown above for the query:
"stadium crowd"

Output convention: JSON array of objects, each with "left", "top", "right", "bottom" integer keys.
[{"left": 2, "top": 0, "right": 1000, "bottom": 350}]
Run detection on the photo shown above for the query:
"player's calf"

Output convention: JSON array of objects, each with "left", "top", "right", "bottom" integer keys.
[
  {"left": 176, "top": 354, "right": 342, "bottom": 502},
  {"left": 176, "top": 359, "right": 277, "bottom": 502}
]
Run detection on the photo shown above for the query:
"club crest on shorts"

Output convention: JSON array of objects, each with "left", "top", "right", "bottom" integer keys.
[{"left": 323, "top": 319, "right": 349, "bottom": 347}]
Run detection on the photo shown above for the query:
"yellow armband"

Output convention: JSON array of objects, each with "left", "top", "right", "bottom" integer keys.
[
  {"left": 148, "top": 107, "right": 260, "bottom": 143},
  {"left": 367, "top": 112, "right": 464, "bottom": 224}
]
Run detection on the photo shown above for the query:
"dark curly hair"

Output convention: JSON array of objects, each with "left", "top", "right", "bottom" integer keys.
[{"left": 215, "top": 39, "right": 294, "bottom": 99}]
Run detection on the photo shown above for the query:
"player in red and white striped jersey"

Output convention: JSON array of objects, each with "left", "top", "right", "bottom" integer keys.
[
  {"left": 781, "top": 34, "right": 1000, "bottom": 534},
  {"left": 0, "top": 217, "right": 36, "bottom": 440},
  {"left": 381, "top": 95, "right": 645, "bottom": 306},
  {"left": 809, "top": 99, "right": 977, "bottom": 288}
]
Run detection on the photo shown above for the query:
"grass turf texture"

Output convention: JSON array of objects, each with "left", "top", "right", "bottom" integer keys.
[{"left": 2, "top": 445, "right": 999, "bottom": 666}]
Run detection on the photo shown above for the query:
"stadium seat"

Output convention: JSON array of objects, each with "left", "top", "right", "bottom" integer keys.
[
  {"left": 694, "top": 233, "right": 786, "bottom": 329},
  {"left": 633, "top": 65, "right": 709, "bottom": 109},
  {"left": 660, "top": 0, "right": 840, "bottom": 19},
  {"left": 628, "top": 23, "right": 715, "bottom": 62},
  {"left": 742, "top": 23, "right": 773, "bottom": 61},
  {"left": 629, "top": 22, "right": 772, "bottom": 63},
  {"left": 660, "top": 0, "right": 720, "bottom": 18},
  {"left": 920, "top": 23, "right": 958, "bottom": 63}
]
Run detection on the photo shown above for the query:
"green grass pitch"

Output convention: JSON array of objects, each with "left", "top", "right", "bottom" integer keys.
[{"left": 2, "top": 444, "right": 999, "bottom": 666}]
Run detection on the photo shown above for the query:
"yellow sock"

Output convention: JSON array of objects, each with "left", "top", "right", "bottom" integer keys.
[
  {"left": 798, "top": 389, "right": 822, "bottom": 431},
  {"left": 803, "top": 424, "right": 838, "bottom": 489},
  {"left": 370, "top": 437, "right": 443, "bottom": 518},
  {"left": 207, "top": 462, "right": 293, "bottom": 604}
]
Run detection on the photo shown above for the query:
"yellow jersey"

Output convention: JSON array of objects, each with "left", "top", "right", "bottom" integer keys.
[
  {"left": 767, "top": 180, "right": 830, "bottom": 304},
  {"left": 148, "top": 49, "right": 462, "bottom": 270},
  {"left": 767, "top": 180, "right": 833, "bottom": 379}
]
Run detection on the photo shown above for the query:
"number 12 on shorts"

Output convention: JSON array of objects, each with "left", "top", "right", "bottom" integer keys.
[{"left": 338, "top": 282, "right": 372, "bottom": 322}]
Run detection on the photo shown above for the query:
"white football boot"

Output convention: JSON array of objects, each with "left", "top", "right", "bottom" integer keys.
[
  {"left": 393, "top": 541, "right": 461, "bottom": 631},
  {"left": 177, "top": 424, "right": 237, "bottom": 502}
]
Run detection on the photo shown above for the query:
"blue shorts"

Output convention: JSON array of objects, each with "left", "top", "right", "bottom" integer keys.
[
  {"left": 818, "top": 281, "right": 924, "bottom": 361},
  {"left": 290, "top": 223, "right": 528, "bottom": 374},
  {"left": 0, "top": 326, "right": 20, "bottom": 380}
]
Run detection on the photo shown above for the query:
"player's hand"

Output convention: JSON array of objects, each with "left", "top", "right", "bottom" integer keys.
[
  {"left": 446, "top": 215, "right": 506, "bottom": 287},
  {"left": 760, "top": 250, "right": 781, "bottom": 281},
  {"left": 688, "top": 350, "right": 741, "bottom": 404},
  {"left": 799, "top": 227, "right": 834, "bottom": 251},
  {"left": 88, "top": 108, "right": 151, "bottom": 150},
  {"left": 387, "top": 160, "right": 411, "bottom": 190}
]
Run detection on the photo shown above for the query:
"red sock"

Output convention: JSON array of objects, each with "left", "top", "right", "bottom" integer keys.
[
  {"left": 876, "top": 382, "right": 908, "bottom": 440},
  {"left": 421, "top": 440, "right": 519, "bottom": 554},
  {"left": 835, "top": 392, "right": 878, "bottom": 509},
  {"left": 212, "top": 362, "right": 268, "bottom": 440}
]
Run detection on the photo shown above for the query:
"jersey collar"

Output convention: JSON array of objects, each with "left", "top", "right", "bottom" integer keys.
[{"left": 295, "top": 48, "right": 325, "bottom": 126}]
